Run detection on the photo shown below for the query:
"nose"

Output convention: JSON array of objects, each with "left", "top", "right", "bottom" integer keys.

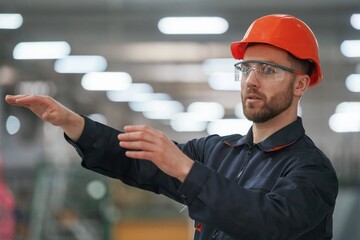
[{"left": 243, "top": 69, "right": 259, "bottom": 87}]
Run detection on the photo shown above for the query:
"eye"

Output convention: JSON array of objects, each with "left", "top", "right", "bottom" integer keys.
[
  {"left": 240, "top": 65, "right": 252, "bottom": 75},
  {"left": 260, "top": 65, "right": 276, "bottom": 74}
]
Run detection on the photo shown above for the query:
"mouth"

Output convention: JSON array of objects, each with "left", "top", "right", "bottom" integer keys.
[{"left": 246, "top": 94, "right": 261, "bottom": 100}]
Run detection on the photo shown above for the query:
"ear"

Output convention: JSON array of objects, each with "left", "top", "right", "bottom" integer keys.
[{"left": 294, "top": 75, "right": 310, "bottom": 97}]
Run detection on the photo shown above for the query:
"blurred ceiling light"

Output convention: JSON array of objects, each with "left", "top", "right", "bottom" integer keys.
[
  {"left": 187, "top": 102, "right": 225, "bottom": 120},
  {"left": 6, "top": 115, "right": 21, "bottom": 135},
  {"left": 345, "top": 74, "right": 360, "bottom": 92},
  {"left": 54, "top": 55, "right": 107, "bottom": 73},
  {"left": 106, "top": 83, "right": 154, "bottom": 102},
  {"left": 335, "top": 101, "right": 360, "bottom": 113},
  {"left": 207, "top": 119, "right": 252, "bottom": 136},
  {"left": 329, "top": 112, "right": 360, "bottom": 132},
  {"left": 158, "top": 17, "right": 228, "bottom": 34},
  {"left": 81, "top": 72, "right": 132, "bottom": 91},
  {"left": 350, "top": 14, "right": 360, "bottom": 30},
  {"left": 170, "top": 112, "right": 208, "bottom": 132},
  {"left": 208, "top": 72, "right": 240, "bottom": 91},
  {"left": 15, "top": 81, "right": 52, "bottom": 95},
  {"left": 329, "top": 102, "right": 360, "bottom": 132},
  {"left": 142, "top": 100, "right": 184, "bottom": 120},
  {"left": 201, "top": 58, "right": 236, "bottom": 75},
  {"left": 128, "top": 93, "right": 172, "bottom": 112},
  {"left": 86, "top": 180, "right": 106, "bottom": 200},
  {"left": 0, "top": 13, "right": 23, "bottom": 29},
  {"left": 13, "top": 41, "right": 71, "bottom": 60},
  {"left": 340, "top": 40, "right": 360, "bottom": 57}
]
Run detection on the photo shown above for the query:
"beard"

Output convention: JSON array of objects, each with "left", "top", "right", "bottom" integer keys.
[{"left": 241, "top": 81, "right": 294, "bottom": 123}]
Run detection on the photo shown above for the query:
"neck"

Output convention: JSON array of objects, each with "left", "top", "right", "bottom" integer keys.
[{"left": 252, "top": 108, "right": 298, "bottom": 144}]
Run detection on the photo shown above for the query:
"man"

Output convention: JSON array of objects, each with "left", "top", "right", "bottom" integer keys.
[{"left": 6, "top": 14, "right": 338, "bottom": 239}]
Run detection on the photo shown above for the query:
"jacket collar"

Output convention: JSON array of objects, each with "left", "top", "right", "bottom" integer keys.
[{"left": 224, "top": 117, "right": 305, "bottom": 152}]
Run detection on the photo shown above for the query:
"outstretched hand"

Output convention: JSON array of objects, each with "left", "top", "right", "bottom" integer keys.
[
  {"left": 5, "top": 95, "right": 84, "bottom": 141},
  {"left": 118, "top": 125, "right": 194, "bottom": 182}
]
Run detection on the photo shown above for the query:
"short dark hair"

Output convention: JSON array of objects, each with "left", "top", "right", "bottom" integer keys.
[{"left": 287, "top": 53, "right": 315, "bottom": 76}]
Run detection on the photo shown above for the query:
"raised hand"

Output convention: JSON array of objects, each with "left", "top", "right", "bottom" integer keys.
[{"left": 5, "top": 95, "right": 84, "bottom": 141}]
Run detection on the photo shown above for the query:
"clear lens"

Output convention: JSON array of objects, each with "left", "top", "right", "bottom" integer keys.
[{"left": 235, "top": 62, "right": 285, "bottom": 82}]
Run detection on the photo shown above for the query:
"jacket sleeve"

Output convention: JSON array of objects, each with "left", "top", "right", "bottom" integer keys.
[
  {"left": 65, "top": 116, "right": 185, "bottom": 203},
  {"left": 177, "top": 139, "right": 338, "bottom": 240}
]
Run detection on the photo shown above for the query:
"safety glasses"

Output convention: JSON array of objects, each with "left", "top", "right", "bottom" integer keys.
[{"left": 234, "top": 60, "right": 305, "bottom": 82}]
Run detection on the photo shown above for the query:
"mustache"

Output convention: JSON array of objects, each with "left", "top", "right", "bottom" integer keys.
[{"left": 242, "top": 87, "right": 264, "bottom": 99}]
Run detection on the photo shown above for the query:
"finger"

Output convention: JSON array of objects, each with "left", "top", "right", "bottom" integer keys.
[
  {"left": 5, "top": 94, "right": 31, "bottom": 104},
  {"left": 118, "top": 125, "right": 157, "bottom": 141},
  {"left": 119, "top": 138, "right": 154, "bottom": 151},
  {"left": 124, "top": 150, "right": 153, "bottom": 161},
  {"left": 13, "top": 95, "right": 49, "bottom": 105}
]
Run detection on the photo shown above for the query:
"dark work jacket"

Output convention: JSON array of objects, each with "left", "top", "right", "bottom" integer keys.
[{"left": 66, "top": 116, "right": 338, "bottom": 240}]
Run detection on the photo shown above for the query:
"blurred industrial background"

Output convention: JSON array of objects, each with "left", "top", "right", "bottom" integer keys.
[{"left": 0, "top": 0, "right": 360, "bottom": 239}]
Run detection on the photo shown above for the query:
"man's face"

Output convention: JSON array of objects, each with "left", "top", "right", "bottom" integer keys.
[{"left": 240, "top": 44, "right": 296, "bottom": 123}]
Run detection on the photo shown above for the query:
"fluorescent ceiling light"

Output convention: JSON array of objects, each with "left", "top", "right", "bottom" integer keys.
[
  {"left": 170, "top": 112, "right": 208, "bottom": 132},
  {"left": 350, "top": 14, "right": 360, "bottom": 30},
  {"left": 81, "top": 72, "right": 132, "bottom": 91},
  {"left": 329, "top": 102, "right": 360, "bottom": 132},
  {"left": 158, "top": 17, "right": 228, "bottom": 35},
  {"left": 329, "top": 112, "right": 360, "bottom": 132},
  {"left": 208, "top": 72, "right": 240, "bottom": 91},
  {"left": 187, "top": 102, "right": 225, "bottom": 121},
  {"left": 128, "top": 93, "right": 171, "bottom": 112},
  {"left": 340, "top": 40, "right": 360, "bottom": 57},
  {"left": 142, "top": 100, "right": 184, "bottom": 120},
  {"left": 13, "top": 41, "right": 71, "bottom": 60},
  {"left": 106, "top": 83, "right": 154, "bottom": 102},
  {"left": 54, "top": 55, "right": 107, "bottom": 73},
  {"left": 202, "top": 58, "right": 236, "bottom": 75},
  {"left": 345, "top": 74, "right": 360, "bottom": 92},
  {"left": 335, "top": 102, "right": 360, "bottom": 113},
  {"left": 0, "top": 13, "right": 23, "bottom": 29},
  {"left": 207, "top": 119, "right": 252, "bottom": 136}
]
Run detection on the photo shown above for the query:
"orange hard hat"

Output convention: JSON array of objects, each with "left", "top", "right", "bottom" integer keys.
[{"left": 231, "top": 14, "right": 322, "bottom": 87}]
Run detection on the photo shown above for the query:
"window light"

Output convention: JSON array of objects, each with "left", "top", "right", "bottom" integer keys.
[
  {"left": 158, "top": 17, "right": 228, "bottom": 35},
  {"left": 13, "top": 41, "right": 71, "bottom": 60},
  {"left": 0, "top": 13, "right": 23, "bottom": 29}
]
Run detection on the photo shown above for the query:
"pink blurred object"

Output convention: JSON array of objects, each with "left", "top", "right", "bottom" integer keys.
[{"left": 0, "top": 157, "right": 16, "bottom": 240}]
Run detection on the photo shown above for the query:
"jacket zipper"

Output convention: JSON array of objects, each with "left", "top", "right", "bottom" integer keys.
[{"left": 236, "top": 143, "right": 254, "bottom": 180}]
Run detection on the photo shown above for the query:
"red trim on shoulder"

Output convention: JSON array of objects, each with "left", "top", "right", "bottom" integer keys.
[
  {"left": 269, "top": 141, "right": 296, "bottom": 152},
  {"left": 195, "top": 223, "right": 202, "bottom": 232}
]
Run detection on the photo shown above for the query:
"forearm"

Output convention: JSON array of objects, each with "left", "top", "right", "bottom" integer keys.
[{"left": 61, "top": 110, "right": 85, "bottom": 142}]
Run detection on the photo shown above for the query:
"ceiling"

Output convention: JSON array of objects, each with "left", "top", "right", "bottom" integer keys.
[{"left": 0, "top": 0, "right": 360, "bottom": 170}]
